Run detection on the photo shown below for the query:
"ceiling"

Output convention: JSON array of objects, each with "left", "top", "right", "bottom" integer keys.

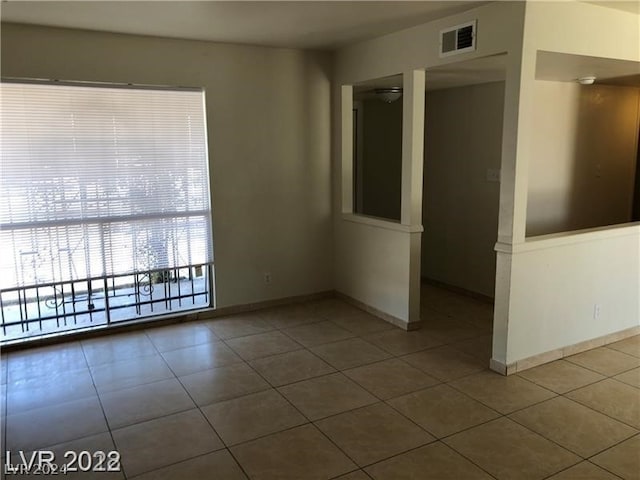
[
  {"left": 0, "top": 1, "right": 489, "bottom": 50},
  {"left": 1, "top": 1, "right": 636, "bottom": 50},
  {"left": 353, "top": 53, "right": 507, "bottom": 98},
  {"left": 536, "top": 51, "right": 640, "bottom": 86}
]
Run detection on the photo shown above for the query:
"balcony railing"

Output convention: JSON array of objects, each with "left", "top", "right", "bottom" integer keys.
[{"left": 0, "top": 262, "right": 214, "bottom": 344}]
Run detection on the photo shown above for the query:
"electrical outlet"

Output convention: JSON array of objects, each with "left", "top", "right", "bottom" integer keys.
[
  {"left": 486, "top": 168, "right": 501, "bottom": 183},
  {"left": 593, "top": 304, "right": 601, "bottom": 319},
  {"left": 264, "top": 272, "right": 272, "bottom": 284}
]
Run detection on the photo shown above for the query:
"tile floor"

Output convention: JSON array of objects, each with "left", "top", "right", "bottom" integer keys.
[{"left": 0, "top": 284, "right": 639, "bottom": 479}]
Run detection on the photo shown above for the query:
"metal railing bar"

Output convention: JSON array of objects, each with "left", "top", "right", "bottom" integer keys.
[
  {"left": 0, "top": 294, "right": 5, "bottom": 334},
  {"left": 177, "top": 267, "right": 182, "bottom": 307},
  {"left": 103, "top": 277, "right": 111, "bottom": 326},
  {"left": 190, "top": 267, "right": 195, "bottom": 305},
  {"left": 1, "top": 262, "right": 213, "bottom": 342},
  {"left": 70, "top": 282, "right": 77, "bottom": 326},
  {"left": 36, "top": 286, "right": 42, "bottom": 330},
  {"left": 0, "top": 263, "right": 211, "bottom": 294},
  {"left": 148, "top": 269, "right": 154, "bottom": 313}
]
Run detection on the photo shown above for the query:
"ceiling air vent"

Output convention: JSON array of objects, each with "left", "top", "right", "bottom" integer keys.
[{"left": 440, "top": 20, "right": 476, "bottom": 57}]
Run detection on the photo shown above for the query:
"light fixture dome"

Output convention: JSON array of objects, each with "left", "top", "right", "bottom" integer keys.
[
  {"left": 375, "top": 87, "right": 402, "bottom": 103},
  {"left": 578, "top": 75, "right": 596, "bottom": 85}
]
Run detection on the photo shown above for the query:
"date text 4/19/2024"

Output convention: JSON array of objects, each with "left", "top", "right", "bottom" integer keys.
[{"left": 4, "top": 450, "right": 122, "bottom": 475}]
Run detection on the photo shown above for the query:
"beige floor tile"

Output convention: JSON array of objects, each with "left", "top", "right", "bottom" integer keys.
[
  {"left": 444, "top": 417, "right": 580, "bottom": 480},
  {"left": 7, "top": 368, "right": 97, "bottom": 414},
  {"left": 81, "top": 332, "right": 158, "bottom": 367},
  {"left": 388, "top": 383, "right": 499, "bottom": 438},
  {"left": 607, "top": 335, "right": 640, "bottom": 358},
  {"left": 8, "top": 342, "right": 87, "bottom": 383},
  {"left": 230, "top": 424, "right": 356, "bottom": 480},
  {"left": 206, "top": 313, "right": 275, "bottom": 339},
  {"left": 112, "top": 409, "right": 223, "bottom": 477},
  {"left": 100, "top": 378, "right": 195, "bottom": 429},
  {"left": 451, "top": 334, "right": 493, "bottom": 362},
  {"left": 329, "top": 311, "right": 396, "bottom": 335},
  {"left": 179, "top": 362, "right": 270, "bottom": 406},
  {"left": 278, "top": 373, "right": 377, "bottom": 420},
  {"left": 90, "top": 354, "right": 174, "bottom": 393},
  {"left": 225, "top": 331, "right": 302, "bottom": 361},
  {"left": 518, "top": 360, "right": 606, "bottom": 394},
  {"left": 261, "top": 305, "right": 326, "bottom": 329},
  {"left": 333, "top": 471, "right": 371, "bottom": 480},
  {"left": 546, "top": 461, "right": 623, "bottom": 480},
  {"left": 310, "top": 338, "right": 391, "bottom": 370},
  {"left": 31, "top": 432, "right": 123, "bottom": 480},
  {"left": 161, "top": 341, "right": 242, "bottom": 376},
  {"left": 614, "top": 368, "right": 640, "bottom": 388},
  {"left": 146, "top": 323, "right": 219, "bottom": 353},
  {"left": 421, "top": 286, "right": 453, "bottom": 300},
  {"left": 363, "top": 329, "right": 444, "bottom": 356},
  {"left": 567, "top": 379, "right": 640, "bottom": 429},
  {"left": 132, "top": 450, "right": 247, "bottom": 480},
  {"left": 249, "top": 349, "right": 335, "bottom": 387},
  {"left": 201, "top": 389, "right": 306, "bottom": 446},
  {"left": 344, "top": 359, "right": 439, "bottom": 400},
  {"left": 591, "top": 435, "right": 640, "bottom": 480},
  {"left": 420, "top": 316, "right": 485, "bottom": 343},
  {"left": 450, "top": 370, "right": 556, "bottom": 414},
  {"left": 402, "top": 345, "right": 486, "bottom": 381},
  {"left": 315, "top": 403, "right": 434, "bottom": 467},
  {"left": 6, "top": 396, "right": 108, "bottom": 451},
  {"left": 282, "top": 321, "right": 354, "bottom": 347},
  {"left": 509, "top": 396, "right": 638, "bottom": 457},
  {"left": 454, "top": 308, "right": 494, "bottom": 333},
  {"left": 365, "top": 441, "right": 493, "bottom": 479},
  {"left": 566, "top": 347, "right": 640, "bottom": 377},
  {"left": 427, "top": 295, "right": 493, "bottom": 322},
  {"left": 308, "top": 298, "right": 364, "bottom": 319}
]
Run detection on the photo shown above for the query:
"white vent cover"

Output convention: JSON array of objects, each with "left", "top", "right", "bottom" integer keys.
[{"left": 439, "top": 20, "right": 476, "bottom": 57}]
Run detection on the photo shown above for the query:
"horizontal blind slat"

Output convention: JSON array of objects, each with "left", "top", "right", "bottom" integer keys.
[{"left": 0, "top": 82, "right": 212, "bottom": 288}]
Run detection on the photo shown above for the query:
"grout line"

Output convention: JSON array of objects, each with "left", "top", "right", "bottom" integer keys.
[
  {"left": 78, "top": 340, "right": 130, "bottom": 480},
  {"left": 160, "top": 353, "right": 254, "bottom": 480},
  {"left": 5, "top": 296, "right": 637, "bottom": 479},
  {"left": 563, "top": 355, "right": 640, "bottom": 378},
  {"left": 563, "top": 386, "right": 640, "bottom": 431},
  {"left": 309, "top": 421, "right": 363, "bottom": 470},
  {"left": 435, "top": 441, "right": 501, "bottom": 480},
  {"left": 586, "top": 457, "right": 630, "bottom": 480},
  {"left": 506, "top": 408, "right": 637, "bottom": 460}
]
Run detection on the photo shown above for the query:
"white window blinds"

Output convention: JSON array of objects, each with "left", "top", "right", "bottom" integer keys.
[{"left": 0, "top": 81, "right": 212, "bottom": 289}]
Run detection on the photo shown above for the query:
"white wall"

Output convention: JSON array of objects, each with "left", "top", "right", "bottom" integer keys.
[
  {"left": 492, "top": 1, "right": 640, "bottom": 369},
  {"left": 504, "top": 226, "right": 640, "bottom": 362},
  {"left": 333, "top": 1, "right": 526, "bottom": 326},
  {"left": 1, "top": 23, "right": 334, "bottom": 309},
  {"left": 527, "top": 82, "right": 640, "bottom": 236},
  {"left": 422, "top": 82, "right": 504, "bottom": 298},
  {"left": 336, "top": 219, "right": 414, "bottom": 319}
]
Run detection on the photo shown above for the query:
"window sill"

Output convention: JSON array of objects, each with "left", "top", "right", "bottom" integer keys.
[
  {"left": 341, "top": 213, "right": 423, "bottom": 233},
  {"left": 495, "top": 222, "right": 640, "bottom": 254}
]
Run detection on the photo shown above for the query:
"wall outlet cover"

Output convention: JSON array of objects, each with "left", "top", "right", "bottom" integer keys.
[{"left": 486, "top": 168, "right": 501, "bottom": 183}]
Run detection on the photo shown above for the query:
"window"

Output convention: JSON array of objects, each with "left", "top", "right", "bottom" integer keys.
[
  {"left": 0, "top": 80, "right": 214, "bottom": 342},
  {"left": 352, "top": 74, "right": 403, "bottom": 221}
]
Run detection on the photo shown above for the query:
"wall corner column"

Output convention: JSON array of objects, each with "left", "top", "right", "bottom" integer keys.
[
  {"left": 401, "top": 69, "right": 426, "bottom": 325},
  {"left": 340, "top": 84, "right": 354, "bottom": 214}
]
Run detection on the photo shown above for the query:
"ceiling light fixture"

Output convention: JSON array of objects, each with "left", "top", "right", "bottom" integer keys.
[
  {"left": 375, "top": 87, "right": 402, "bottom": 103},
  {"left": 577, "top": 75, "right": 596, "bottom": 85}
]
